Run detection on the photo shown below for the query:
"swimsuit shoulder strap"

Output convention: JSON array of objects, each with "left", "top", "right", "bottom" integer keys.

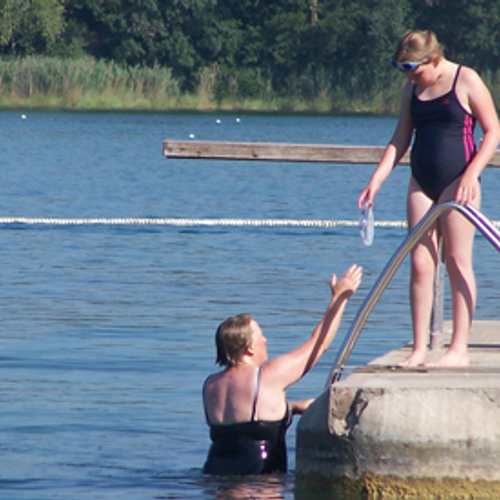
[
  {"left": 250, "top": 367, "right": 261, "bottom": 421},
  {"left": 202, "top": 377, "right": 212, "bottom": 425},
  {"left": 452, "top": 65, "right": 462, "bottom": 91}
]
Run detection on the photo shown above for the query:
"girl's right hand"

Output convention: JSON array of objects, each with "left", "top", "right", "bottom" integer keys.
[
  {"left": 358, "top": 188, "right": 373, "bottom": 210},
  {"left": 358, "top": 178, "right": 381, "bottom": 210}
]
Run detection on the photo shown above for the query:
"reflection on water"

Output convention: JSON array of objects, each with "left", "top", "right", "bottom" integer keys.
[{"left": 201, "top": 474, "right": 293, "bottom": 500}]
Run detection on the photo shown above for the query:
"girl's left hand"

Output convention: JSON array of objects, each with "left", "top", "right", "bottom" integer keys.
[{"left": 455, "top": 175, "right": 480, "bottom": 205}]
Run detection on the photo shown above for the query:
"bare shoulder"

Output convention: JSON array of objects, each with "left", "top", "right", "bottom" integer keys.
[
  {"left": 456, "top": 66, "right": 493, "bottom": 116},
  {"left": 459, "top": 66, "right": 487, "bottom": 90},
  {"left": 259, "top": 357, "right": 289, "bottom": 387},
  {"left": 259, "top": 347, "right": 308, "bottom": 391},
  {"left": 259, "top": 359, "right": 277, "bottom": 380},
  {"left": 203, "top": 371, "right": 224, "bottom": 392}
]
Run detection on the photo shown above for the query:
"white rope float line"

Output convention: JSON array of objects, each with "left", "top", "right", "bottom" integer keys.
[
  {"left": 0, "top": 217, "right": 407, "bottom": 227},
  {"left": 1, "top": 217, "right": 499, "bottom": 228}
]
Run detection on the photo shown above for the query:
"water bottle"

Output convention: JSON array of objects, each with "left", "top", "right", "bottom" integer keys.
[{"left": 359, "top": 202, "right": 374, "bottom": 246}]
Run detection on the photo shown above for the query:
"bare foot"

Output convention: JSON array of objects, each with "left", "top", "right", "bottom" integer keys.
[
  {"left": 426, "top": 349, "right": 469, "bottom": 368},
  {"left": 397, "top": 349, "right": 427, "bottom": 367}
]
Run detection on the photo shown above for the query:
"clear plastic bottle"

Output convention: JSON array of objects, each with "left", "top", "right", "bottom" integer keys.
[{"left": 359, "top": 202, "right": 374, "bottom": 246}]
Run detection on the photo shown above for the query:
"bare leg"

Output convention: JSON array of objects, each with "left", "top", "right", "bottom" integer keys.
[
  {"left": 398, "top": 177, "right": 438, "bottom": 367},
  {"left": 427, "top": 179, "right": 479, "bottom": 367}
]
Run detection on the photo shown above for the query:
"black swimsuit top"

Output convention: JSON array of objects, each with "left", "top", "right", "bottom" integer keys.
[{"left": 203, "top": 368, "right": 293, "bottom": 475}]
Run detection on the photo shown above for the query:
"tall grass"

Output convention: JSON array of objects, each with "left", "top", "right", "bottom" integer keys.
[
  {"left": 1, "top": 56, "right": 500, "bottom": 113},
  {"left": 0, "top": 57, "right": 182, "bottom": 110}
]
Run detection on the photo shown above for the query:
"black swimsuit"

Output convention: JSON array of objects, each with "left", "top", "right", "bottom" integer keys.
[
  {"left": 410, "top": 66, "right": 477, "bottom": 201},
  {"left": 203, "top": 368, "right": 292, "bottom": 475}
]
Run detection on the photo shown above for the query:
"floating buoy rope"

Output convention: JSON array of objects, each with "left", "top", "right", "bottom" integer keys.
[
  {"left": 0, "top": 217, "right": 409, "bottom": 228},
  {"left": 1, "top": 217, "right": 499, "bottom": 228}
]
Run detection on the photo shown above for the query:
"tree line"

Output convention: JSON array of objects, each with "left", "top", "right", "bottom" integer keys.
[{"left": 1, "top": 0, "right": 499, "bottom": 110}]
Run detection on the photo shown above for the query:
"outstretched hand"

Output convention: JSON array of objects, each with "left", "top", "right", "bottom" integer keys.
[{"left": 331, "top": 264, "right": 363, "bottom": 298}]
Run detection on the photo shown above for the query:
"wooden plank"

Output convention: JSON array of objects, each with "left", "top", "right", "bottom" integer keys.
[
  {"left": 163, "top": 140, "right": 402, "bottom": 164},
  {"left": 163, "top": 140, "right": 500, "bottom": 166}
]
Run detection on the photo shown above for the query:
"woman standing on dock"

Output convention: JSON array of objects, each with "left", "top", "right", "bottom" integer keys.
[{"left": 358, "top": 30, "right": 500, "bottom": 367}]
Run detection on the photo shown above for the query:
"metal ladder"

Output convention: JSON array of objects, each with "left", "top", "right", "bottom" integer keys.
[{"left": 325, "top": 201, "right": 500, "bottom": 387}]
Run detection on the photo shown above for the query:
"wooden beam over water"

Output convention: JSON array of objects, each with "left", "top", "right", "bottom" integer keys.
[
  {"left": 163, "top": 140, "right": 398, "bottom": 163},
  {"left": 163, "top": 140, "right": 500, "bottom": 166}
]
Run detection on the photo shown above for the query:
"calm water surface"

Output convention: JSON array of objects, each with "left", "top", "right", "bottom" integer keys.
[{"left": 1, "top": 111, "right": 500, "bottom": 499}]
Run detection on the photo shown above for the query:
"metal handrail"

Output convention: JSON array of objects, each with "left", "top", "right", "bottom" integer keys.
[{"left": 325, "top": 202, "right": 500, "bottom": 387}]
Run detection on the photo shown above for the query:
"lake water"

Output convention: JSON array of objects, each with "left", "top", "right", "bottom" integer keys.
[{"left": 1, "top": 111, "right": 500, "bottom": 499}]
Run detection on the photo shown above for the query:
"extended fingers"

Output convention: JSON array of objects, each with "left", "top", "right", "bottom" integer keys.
[
  {"left": 348, "top": 264, "right": 363, "bottom": 289},
  {"left": 334, "top": 264, "right": 363, "bottom": 295}
]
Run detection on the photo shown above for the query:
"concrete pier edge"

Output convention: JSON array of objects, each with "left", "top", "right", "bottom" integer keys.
[{"left": 295, "top": 320, "right": 500, "bottom": 498}]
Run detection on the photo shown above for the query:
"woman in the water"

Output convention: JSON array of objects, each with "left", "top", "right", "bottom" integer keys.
[{"left": 202, "top": 264, "right": 362, "bottom": 475}]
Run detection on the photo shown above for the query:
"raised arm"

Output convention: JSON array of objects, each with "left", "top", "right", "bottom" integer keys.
[{"left": 262, "top": 264, "right": 362, "bottom": 391}]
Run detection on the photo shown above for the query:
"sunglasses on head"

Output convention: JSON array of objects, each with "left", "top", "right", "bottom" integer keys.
[{"left": 391, "top": 59, "right": 430, "bottom": 72}]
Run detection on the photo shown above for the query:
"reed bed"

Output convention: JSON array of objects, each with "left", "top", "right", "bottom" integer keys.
[
  {"left": 0, "top": 57, "right": 182, "bottom": 110},
  {"left": 1, "top": 56, "right": 498, "bottom": 113}
]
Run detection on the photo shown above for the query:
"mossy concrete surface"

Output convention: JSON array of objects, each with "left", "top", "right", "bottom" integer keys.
[{"left": 295, "top": 471, "right": 500, "bottom": 499}]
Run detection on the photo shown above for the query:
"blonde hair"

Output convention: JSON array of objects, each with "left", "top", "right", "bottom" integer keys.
[
  {"left": 215, "top": 313, "right": 254, "bottom": 367},
  {"left": 393, "top": 30, "right": 444, "bottom": 62}
]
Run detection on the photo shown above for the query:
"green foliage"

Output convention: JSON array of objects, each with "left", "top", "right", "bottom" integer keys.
[
  {"left": 0, "top": 0, "right": 500, "bottom": 111},
  {"left": 410, "top": 0, "right": 500, "bottom": 73},
  {"left": 0, "top": 0, "right": 65, "bottom": 54}
]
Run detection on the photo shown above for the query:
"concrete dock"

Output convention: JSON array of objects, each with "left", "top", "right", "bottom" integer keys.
[{"left": 296, "top": 320, "right": 500, "bottom": 499}]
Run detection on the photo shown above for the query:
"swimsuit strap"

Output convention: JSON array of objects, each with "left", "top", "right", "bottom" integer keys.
[
  {"left": 202, "top": 377, "right": 212, "bottom": 425},
  {"left": 452, "top": 65, "right": 462, "bottom": 91},
  {"left": 412, "top": 65, "right": 462, "bottom": 97},
  {"left": 251, "top": 367, "right": 261, "bottom": 421}
]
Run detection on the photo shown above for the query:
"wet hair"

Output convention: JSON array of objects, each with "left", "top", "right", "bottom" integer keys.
[
  {"left": 215, "top": 313, "right": 254, "bottom": 367},
  {"left": 393, "top": 30, "right": 444, "bottom": 63}
]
